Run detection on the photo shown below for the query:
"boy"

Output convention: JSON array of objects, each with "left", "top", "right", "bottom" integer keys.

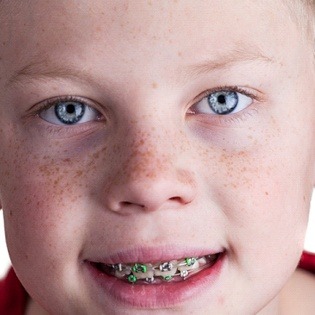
[{"left": 1, "top": 0, "right": 315, "bottom": 314}]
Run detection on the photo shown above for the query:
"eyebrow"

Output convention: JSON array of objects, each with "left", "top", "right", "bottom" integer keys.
[
  {"left": 183, "top": 47, "right": 276, "bottom": 78},
  {"left": 7, "top": 58, "right": 92, "bottom": 87},
  {"left": 7, "top": 46, "right": 276, "bottom": 87}
]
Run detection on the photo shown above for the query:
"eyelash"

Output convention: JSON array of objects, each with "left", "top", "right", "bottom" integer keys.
[
  {"left": 189, "top": 85, "right": 260, "bottom": 124},
  {"left": 36, "top": 95, "right": 94, "bottom": 113},
  {"left": 197, "top": 85, "right": 258, "bottom": 102}
]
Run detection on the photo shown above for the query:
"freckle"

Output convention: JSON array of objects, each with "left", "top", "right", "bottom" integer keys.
[
  {"left": 177, "top": 51, "right": 182, "bottom": 57},
  {"left": 92, "top": 151, "right": 100, "bottom": 159},
  {"left": 151, "top": 82, "right": 158, "bottom": 89},
  {"left": 76, "top": 170, "right": 83, "bottom": 177},
  {"left": 265, "top": 191, "right": 269, "bottom": 195}
]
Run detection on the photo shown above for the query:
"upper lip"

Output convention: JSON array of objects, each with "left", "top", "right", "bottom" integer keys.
[{"left": 85, "top": 245, "right": 224, "bottom": 265}]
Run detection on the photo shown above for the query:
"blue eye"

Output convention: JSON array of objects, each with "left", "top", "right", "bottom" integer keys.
[
  {"left": 194, "top": 90, "right": 253, "bottom": 115},
  {"left": 39, "top": 98, "right": 101, "bottom": 125}
]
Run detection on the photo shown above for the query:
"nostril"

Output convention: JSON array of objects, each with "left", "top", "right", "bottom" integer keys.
[
  {"left": 121, "top": 196, "right": 188, "bottom": 209},
  {"left": 122, "top": 201, "right": 132, "bottom": 206},
  {"left": 169, "top": 196, "right": 182, "bottom": 202},
  {"left": 169, "top": 196, "right": 192, "bottom": 205},
  {"left": 120, "top": 201, "right": 145, "bottom": 208}
]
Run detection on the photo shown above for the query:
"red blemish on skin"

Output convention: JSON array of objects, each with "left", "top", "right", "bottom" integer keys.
[
  {"left": 151, "top": 82, "right": 158, "bottom": 89},
  {"left": 218, "top": 296, "right": 225, "bottom": 305}
]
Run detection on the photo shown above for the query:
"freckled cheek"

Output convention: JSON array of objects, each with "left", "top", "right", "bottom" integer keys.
[
  {"left": 209, "top": 145, "right": 303, "bottom": 216},
  {"left": 2, "top": 157, "right": 93, "bottom": 269},
  {"left": 2, "top": 157, "right": 82, "bottom": 206},
  {"left": 0, "top": 130, "right": 111, "bottom": 213},
  {"left": 217, "top": 148, "right": 310, "bottom": 254},
  {"left": 0, "top": 142, "right": 95, "bottom": 240}
]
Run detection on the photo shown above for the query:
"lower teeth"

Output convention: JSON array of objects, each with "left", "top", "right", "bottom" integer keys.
[{"left": 97, "top": 254, "right": 219, "bottom": 284}]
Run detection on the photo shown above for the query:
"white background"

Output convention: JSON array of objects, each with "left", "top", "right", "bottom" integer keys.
[{"left": 1, "top": 200, "right": 315, "bottom": 279}]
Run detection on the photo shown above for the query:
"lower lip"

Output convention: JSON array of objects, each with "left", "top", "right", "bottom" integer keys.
[{"left": 84, "top": 253, "right": 225, "bottom": 309}]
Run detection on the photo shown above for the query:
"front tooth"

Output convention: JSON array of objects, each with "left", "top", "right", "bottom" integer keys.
[
  {"left": 159, "top": 261, "right": 174, "bottom": 272},
  {"left": 154, "top": 260, "right": 177, "bottom": 278},
  {"left": 131, "top": 263, "right": 154, "bottom": 280}
]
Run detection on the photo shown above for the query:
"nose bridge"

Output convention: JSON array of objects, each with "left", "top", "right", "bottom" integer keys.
[
  {"left": 123, "top": 126, "right": 175, "bottom": 181},
  {"left": 104, "top": 119, "right": 197, "bottom": 213}
]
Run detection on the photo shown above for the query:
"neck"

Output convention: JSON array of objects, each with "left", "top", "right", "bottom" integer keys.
[
  {"left": 257, "top": 296, "right": 280, "bottom": 315},
  {"left": 25, "top": 297, "right": 50, "bottom": 315}
]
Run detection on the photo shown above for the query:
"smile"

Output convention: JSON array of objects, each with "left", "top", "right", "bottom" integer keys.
[{"left": 92, "top": 253, "right": 220, "bottom": 284}]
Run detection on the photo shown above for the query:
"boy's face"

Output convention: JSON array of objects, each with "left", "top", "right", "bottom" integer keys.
[{"left": 0, "top": 0, "right": 315, "bottom": 314}]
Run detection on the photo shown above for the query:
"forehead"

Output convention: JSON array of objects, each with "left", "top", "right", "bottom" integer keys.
[
  {"left": 0, "top": 0, "right": 307, "bottom": 87},
  {"left": 0, "top": 0, "right": 293, "bottom": 45}
]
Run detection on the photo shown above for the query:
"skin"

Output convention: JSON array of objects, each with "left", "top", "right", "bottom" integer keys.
[{"left": 0, "top": 0, "right": 315, "bottom": 314}]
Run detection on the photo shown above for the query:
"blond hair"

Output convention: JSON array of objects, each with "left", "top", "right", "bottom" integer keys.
[{"left": 286, "top": 0, "right": 315, "bottom": 40}]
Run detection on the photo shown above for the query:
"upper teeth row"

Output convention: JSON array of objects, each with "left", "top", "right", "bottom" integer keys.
[{"left": 107, "top": 254, "right": 217, "bottom": 284}]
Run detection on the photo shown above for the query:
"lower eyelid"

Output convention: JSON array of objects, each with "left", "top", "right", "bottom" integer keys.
[
  {"left": 189, "top": 105, "right": 259, "bottom": 127},
  {"left": 32, "top": 115, "right": 105, "bottom": 139}
]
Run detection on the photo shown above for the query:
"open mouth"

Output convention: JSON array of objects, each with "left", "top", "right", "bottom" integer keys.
[{"left": 90, "top": 253, "right": 221, "bottom": 284}]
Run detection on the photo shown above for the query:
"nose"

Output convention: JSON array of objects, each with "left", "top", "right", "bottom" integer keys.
[{"left": 103, "top": 130, "right": 197, "bottom": 214}]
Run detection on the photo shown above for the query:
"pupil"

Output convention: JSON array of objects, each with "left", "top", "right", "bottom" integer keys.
[
  {"left": 66, "top": 104, "right": 75, "bottom": 114},
  {"left": 217, "top": 95, "right": 226, "bottom": 104}
]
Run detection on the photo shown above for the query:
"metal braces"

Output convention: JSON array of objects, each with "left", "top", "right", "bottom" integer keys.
[{"left": 108, "top": 255, "right": 216, "bottom": 284}]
